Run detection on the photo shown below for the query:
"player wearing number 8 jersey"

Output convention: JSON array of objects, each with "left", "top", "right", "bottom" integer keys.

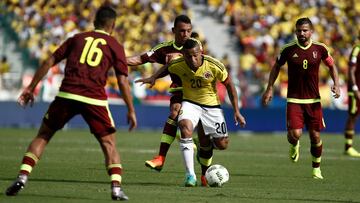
[
  {"left": 262, "top": 17, "right": 340, "bottom": 180},
  {"left": 5, "top": 6, "right": 136, "bottom": 201}
]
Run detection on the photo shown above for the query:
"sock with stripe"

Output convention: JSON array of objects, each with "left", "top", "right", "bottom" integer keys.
[
  {"left": 311, "top": 140, "right": 322, "bottom": 168},
  {"left": 107, "top": 164, "right": 122, "bottom": 186},
  {"left": 344, "top": 130, "right": 354, "bottom": 151},
  {"left": 159, "top": 117, "right": 177, "bottom": 157},
  {"left": 19, "top": 152, "right": 39, "bottom": 176},
  {"left": 199, "top": 144, "right": 213, "bottom": 176}
]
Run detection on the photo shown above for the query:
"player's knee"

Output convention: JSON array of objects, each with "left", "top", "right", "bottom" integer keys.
[
  {"left": 213, "top": 137, "right": 229, "bottom": 150},
  {"left": 169, "top": 110, "right": 179, "bottom": 119},
  {"left": 99, "top": 135, "right": 116, "bottom": 149},
  {"left": 37, "top": 123, "right": 56, "bottom": 141},
  {"left": 169, "top": 104, "right": 181, "bottom": 119},
  {"left": 178, "top": 122, "right": 193, "bottom": 138}
]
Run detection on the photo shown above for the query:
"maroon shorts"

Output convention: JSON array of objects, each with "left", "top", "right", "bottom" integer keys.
[
  {"left": 348, "top": 94, "right": 360, "bottom": 116},
  {"left": 286, "top": 102, "right": 325, "bottom": 131},
  {"left": 43, "top": 97, "right": 116, "bottom": 137}
]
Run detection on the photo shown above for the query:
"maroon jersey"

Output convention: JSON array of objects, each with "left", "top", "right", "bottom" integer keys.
[
  {"left": 53, "top": 30, "right": 128, "bottom": 100},
  {"left": 277, "top": 40, "right": 330, "bottom": 100},
  {"left": 348, "top": 44, "right": 360, "bottom": 89},
  {"left": 140, "top": 40, "right": 183, "bottom": 64},
  {"left": 140, "top": 40, "right": 183, "bottom": 91}
]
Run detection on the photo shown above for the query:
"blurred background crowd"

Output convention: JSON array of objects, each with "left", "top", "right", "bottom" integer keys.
[{"left": 0, "top": 0, "right": 359, "bottom": 109}]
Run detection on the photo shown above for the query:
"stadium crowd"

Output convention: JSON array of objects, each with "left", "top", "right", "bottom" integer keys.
[
  {"left": 195, "top": 0, "right": 360, "bottom": 109},
  {"left": 1, "top": 0, "right": 360, "bottom": 108}
]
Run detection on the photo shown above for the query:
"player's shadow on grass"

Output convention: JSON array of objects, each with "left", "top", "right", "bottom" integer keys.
[
  {"left": 230, "top": 172, "right": 311, "bottom": 179},
  {"left": 231, "top": 195, "right": 360, "bottom": 203},
  {"left": 0, "top": 177, "right": 108, "bottom": 185},
  {"left": 5, "top": 193, "right": 107, "bottom": 201},
  {"left": 1, "top": 177, "right": 177, "bottom": 187}
]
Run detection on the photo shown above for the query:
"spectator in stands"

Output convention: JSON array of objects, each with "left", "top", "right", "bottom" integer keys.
[
  {"left": 0, "top": 55, "right": 10, "bottom": 74},
  {"left": 0, "top": 55, "right": 10, "bottom": 89}
]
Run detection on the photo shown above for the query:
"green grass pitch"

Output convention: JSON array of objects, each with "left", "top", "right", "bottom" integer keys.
[{"left": 0, "top": 128, "right": 360, "bottom": 202}]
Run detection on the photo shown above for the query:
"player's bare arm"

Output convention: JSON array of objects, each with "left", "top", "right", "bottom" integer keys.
[
  {"left": 262, "top": 62, "right": 281, "bottom": 106},
  {"left": 117, "top": 74, "right": 137, "bottom": 131},
  {"left": 126, "top": 55, "right": 143, "bottom": 66},
  {"left": 324, "top": 55, "right": 341, "bottom": 98},
  {"left": 348, "top": 62, "right": 360, "bottom": 100},
  {"left": 135, "top": 64, "right": 170, "bottom": 87},
  {"left": 18, "top": 56, "right": 56, "bottom": 108},
  {"left": 223, "top": 76, "right": 246, "bottom": 127}
]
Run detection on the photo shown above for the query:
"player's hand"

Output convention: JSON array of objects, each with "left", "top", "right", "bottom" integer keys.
[
  {"left": 261, "top": 88, "right": 273, "bottom": 106},
  {"left": 331, "top": 85, "right": 340, "bottom": 99},
  {"left": 234, "top": 112, "right": 246, "bottom": 128},
  {"left": 17, "top": 88, "right": 35, "bottom": 108},
  {"left": 127, "top": 111, "right": 137, "bottom": 131},
  {"left": 135, "top": 77, "right": 156, "bottom": 88}
]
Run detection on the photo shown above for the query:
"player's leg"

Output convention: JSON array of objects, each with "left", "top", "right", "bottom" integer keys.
[
  {"left": 178, "top": 101, "right": 201, "bottom": 187},
  {"left": 5, "top": 98, "right": 71, "bottom": 196},
  {"left": 344, "top": 97, "right": 360, "bottom": 156},
  {"left": 145, "top": 93, "right": 182, "bottom": 171},
  {"left": 309, "top": 129, "right": 323, "bottom": 179},
  {"left": 306, "top": 102, "right": 325, "bottom": 179},
  {"left": 95, "top": 133, "right": 128, "bottom": 201},
  {"left": 179, "top": 119, "right": 197, "bottom": 187},
  {"left": 84, "top": 103, "right": 128, "bottom": 200},
  {"left": 198, "top": 107, "right": 229, "bottom": 186},
  {"left": 197, "top": 122, "right": 213, "bottom": 186},
  {"left": 287, "top": 129, "right": 301, "bottom": 162},
  {"left": 286, "top": 103, "right": 303, "bottom": 162},
  {"left": 6, "top": 123, "right": 56, "bottom": 196}
]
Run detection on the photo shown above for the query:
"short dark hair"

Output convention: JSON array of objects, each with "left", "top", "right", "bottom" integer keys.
[
  {"left": 295, "top": 17, "right": 313, "bottom": 29},
  {"left": 94, "top": 6, "right": 117, "bottom": 28},
  {"left": 190, "top": 32, "right": 200, "bottom": 39},
  {"left": 183, "top": 38, "right": 201, "bottom": 49},
  {"left": 174, "top": 15, "right": 191, "bottom": 27}
]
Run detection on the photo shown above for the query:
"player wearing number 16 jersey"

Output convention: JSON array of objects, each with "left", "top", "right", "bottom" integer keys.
[
  {"left": 262, "top": 17, "right": 340, "bottom": 180},
  {"left": 5, "top": 6, "right": 136, "bottom": 201}
]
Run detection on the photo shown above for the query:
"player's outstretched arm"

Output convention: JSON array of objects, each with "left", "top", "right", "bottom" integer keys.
[
  {"left": 262, "top": 62, "right": 281, "bottom": 106},
  {"left": 117, "top": 74, "right": 137, "bottom": 131},
  {"left": 223, "top": 76, "right": 246, "bottom": 127},
  {"left": 18, "top": 56, "right": 56, "bottom": 108},
  {"left": 134, "top": 64, "right": 170, "bottom": 87},
  {"left": 126, "top": 55, "right": 143, "bottom": 66}
]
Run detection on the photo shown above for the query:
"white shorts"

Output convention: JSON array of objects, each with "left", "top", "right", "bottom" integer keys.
[{"left": 178, "top": 101, "right": 228, "bottom": 138}]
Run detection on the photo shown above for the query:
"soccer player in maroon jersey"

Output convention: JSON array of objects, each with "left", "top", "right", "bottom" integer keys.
[
  {"left": 343, "top": 33, "right": 360, "bottom": 157},
  {"left": 5, "top": 6, "right": 136, "bottom": 200},
  {"left": 262, "top": 17, "right": 341, "bottom": 179},
  {"left": 127, "top": 15, "right": 192, "bottom": 172}
]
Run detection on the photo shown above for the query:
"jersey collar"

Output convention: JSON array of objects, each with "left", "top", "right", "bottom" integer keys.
[
  {"left": 172, "top": 41, "right": 183, "bottom": 50},
  {"left": 94, "top": 29, "right": 110, "bottom": 35},
  {"left": 296, "top": 39, "right": 312, "bottom": 50}
]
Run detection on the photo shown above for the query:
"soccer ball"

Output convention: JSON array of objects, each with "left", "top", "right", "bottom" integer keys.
[{"left": 205, "top": 164, "right": 229, "bottom": 187}]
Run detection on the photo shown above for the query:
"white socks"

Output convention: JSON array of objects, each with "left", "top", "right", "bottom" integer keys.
[{"left": 179, "top": 137, "right": 196, "bottom": 177}]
